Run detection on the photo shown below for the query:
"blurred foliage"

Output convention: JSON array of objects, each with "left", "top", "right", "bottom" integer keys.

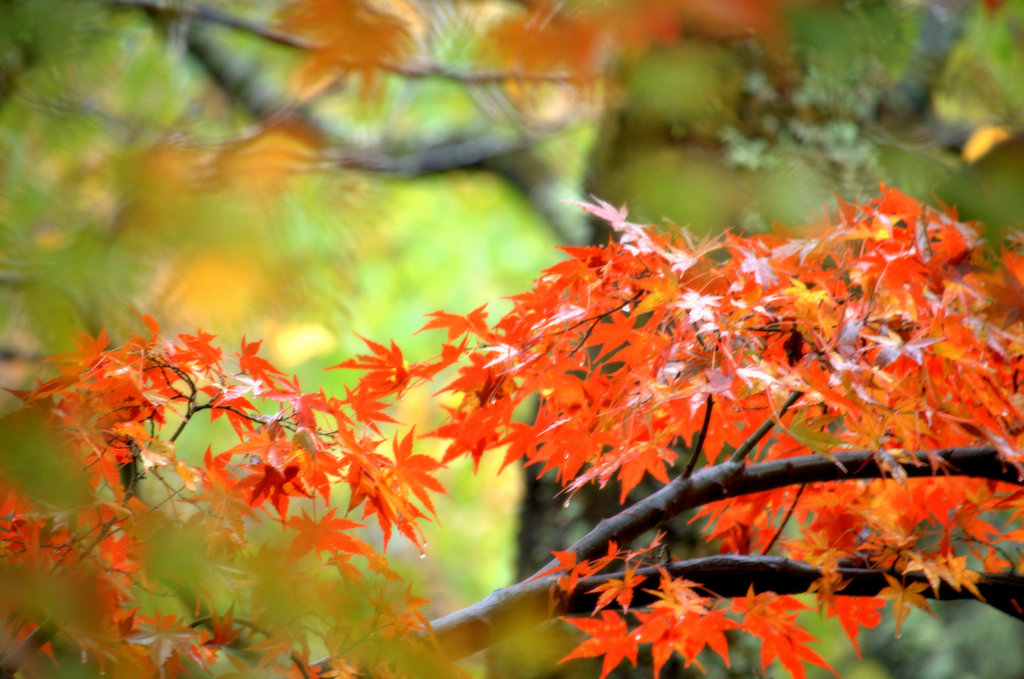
[
  {"left": 589, "top": 0, "right": 1024, "bottom": 236},
  {"left": 2, "top": 0, "right": 1024, "bottom": 677}
]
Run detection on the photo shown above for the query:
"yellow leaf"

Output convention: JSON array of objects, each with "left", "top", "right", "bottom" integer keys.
[
  {"left": 163, "top": 253, "right": 267, "bottom": 326},
  {"left": 266, "top": 321, "right": 337, "bottom": 367},
  {"left": 902, "top": 551, "right": 943, "bottom": 596},
  {"left": 942, "top": 554, "right": 984, "bottom": 600},
  {"left": 280, "top": 0, "right": 415, "bottom": 98},
  {"left": 962, "top": 125, "right": 1012, "bottom": 163},
  {"left": 879, "top": 574, "right": 934, "bottom": 636},
  {"left": 139, "top": 438, "right": 174, "bottom": 470},
  {"left": 175, "top": 459, "right": 197, "bottom": 493},
  {"left": 784, "top": 278, "right": 830, "bottom": 319},
  {"left": 932, "top": 340, "right": 967, "bottom": 361},
  {"left": 212, "top": 123, "right": 321, "bottom": 197}
]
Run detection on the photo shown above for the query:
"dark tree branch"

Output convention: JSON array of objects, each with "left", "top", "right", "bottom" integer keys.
[
  {"left": 183, "top": 21, "right": 317, "bottom": 125},
  {"left": 324, "top": 133, "right": 541, "bottom": 176},
  {"left": 535, "top": 445, "right": 1016, "bottom": 578},
  {"left": 111, "top": 0, "right": 589, "bottom": 242},
  {"left": 0, "top": 347, "right": 43, "bottom": 363},
  {"left": 762, "top": 482, "right": 806, "bottom": 555},
  {"left": 181, "top": 19, "right": 546, "bottom": 179},
  {"left": 183, "top": 24, "right": 557, "bottom": 178},
  {"left": 430, "top": 555, "right": 1024, "bottom": 660},
  {"left": 430, "top": 444, "right": 1022, "bottom": 659},
  {"left": 728, "top": 390, "right": 802, "bottom": 463},
  {"left": 574, "top": 557, "right": 1024, "bottom": 620},
  {"left": 0, "top": 624, "right": 55, "bottom": 679},
  {"left": 106, "top": 0, "right": 597, "bottom": 84}
]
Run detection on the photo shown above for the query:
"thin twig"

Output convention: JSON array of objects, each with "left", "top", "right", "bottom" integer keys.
[
  {"left": 106, "top": 0, "right": 310, "bottom": 48},
  {"left": 106, "top": 0, "right": 601, "bottom": 84},
  {"left": 0, "top": 347, "right": 43, "bottom": 362},
  {"left": 728, "top": 391, "right": 802, "bottom": 464},
  {"left": 762, "top": 483, "right": 806, "bottom": 555},
  {"left": 681, "top": 395, "right": 713, "bottom": 479},
  {"left": 567, "top": 292, "right": 643, "bottom": 357}
]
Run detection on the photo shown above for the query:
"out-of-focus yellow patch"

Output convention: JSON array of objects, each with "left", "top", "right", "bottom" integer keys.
[
  {"left": 134, "top": 140, "right": 201, "bottom": 195},
  {"left": 962, "top": 125, "right": 1012, "bottom": 164},
  {"left": 165, "top": 254, "right": 266, "bottom": 327},
  {"left": 265, "top": 320, "right": 337, "bottom": 367},
  {"left": 279, "top": 0, "right": 415, "bottom": 99},
  {"left": 212, "top": 122, "right": 321, "bottom": 197},
  {"left": 33, "top": 225, "right": 65, "bottom": 250}
]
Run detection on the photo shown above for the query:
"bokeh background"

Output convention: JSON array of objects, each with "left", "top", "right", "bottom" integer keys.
[{"left": 3, "top": 0, "right": 1024, "bottom": 677}]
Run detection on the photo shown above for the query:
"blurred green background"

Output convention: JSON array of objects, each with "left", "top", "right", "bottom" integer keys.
[{"left": 3, "top": 0, "right": 1024, "bottom": 677}]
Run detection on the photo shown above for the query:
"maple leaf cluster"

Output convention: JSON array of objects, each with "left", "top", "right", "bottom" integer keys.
[
  {"left": 426, "top": 187, "right": 1024, "bottom": 677},
  {"left": 446, "top": 188, "right": 1020, "bottom": 476},
  {"left": 3, "top": 187, "right": 1024, "bottom": 678},
  {"left": 2, "top": 319, "right": 455, "bottom": 677}
]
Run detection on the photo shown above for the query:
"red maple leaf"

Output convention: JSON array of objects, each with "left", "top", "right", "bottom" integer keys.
[
  {"left": 287, "top": 508, "right": 371, "bottom": 560},
  {"left": 390, "top": 429, "right": 446, "bottom": 520},
  {"left": 560, "top": 610, "right": 638, "bottom": 679},
  {"left": 734, "top": 587, "right": 837, "bottom": 679},
  {"left": 239, "top": 464, "right": 311, "bottom": 516}
]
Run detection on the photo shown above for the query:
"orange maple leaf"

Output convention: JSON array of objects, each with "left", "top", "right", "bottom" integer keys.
[{"left": 587, "top": 563, "right": 646, "bottom": 612}]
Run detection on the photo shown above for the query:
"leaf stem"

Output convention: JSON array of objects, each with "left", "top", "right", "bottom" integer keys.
[
  {"left": 681, "top": 395, "right": 714, "bottom": 479},
  {"left": 728, "top": 391, "right": 802, "bottom": 464},
  {"left": 762, "top": 483, "right": 806, "bottom": 555}
]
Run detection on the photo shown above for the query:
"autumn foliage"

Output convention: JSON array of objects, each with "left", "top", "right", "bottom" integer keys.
[{"left": 4, "top": 187, "right": 1024, "bottom": 678}]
